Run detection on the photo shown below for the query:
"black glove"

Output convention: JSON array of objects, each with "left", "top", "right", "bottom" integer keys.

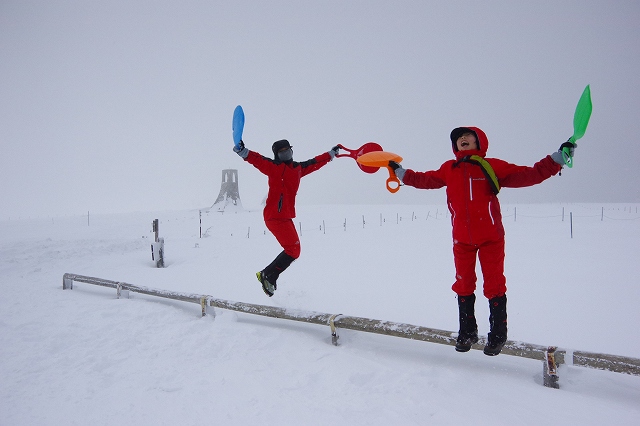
[
  {"left": 388, "top": 161, "right": 405, "bottom": 180},
  {"left": 329, "top": 145, "right": 340, "bottom": 159},
  {"left": 560, "top": 141, "right": 576, "bottom": 155}
]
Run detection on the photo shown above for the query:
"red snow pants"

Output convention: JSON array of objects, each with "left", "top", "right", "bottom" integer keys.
[
  {"left": 265, "top": 218, "right": 301, "bottom": 259},
  {"left": 451, "top": 238, "right": 507, "bottom": 300}
]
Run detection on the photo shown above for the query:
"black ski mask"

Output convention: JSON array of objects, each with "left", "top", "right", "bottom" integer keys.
[{"left": 272, "top": 139, "right": 293, "bottom": 162}]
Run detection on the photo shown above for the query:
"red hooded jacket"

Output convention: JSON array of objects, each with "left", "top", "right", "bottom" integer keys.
[
  {"left": 244, "top": 150, "right": 332, "bottom": 221},
  {"left": 402, "top": 127, "right": 561, "bottom": 245}
]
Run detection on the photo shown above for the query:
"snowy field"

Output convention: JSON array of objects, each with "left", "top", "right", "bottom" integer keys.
[{"left": 1, "top": 203, "right": 639, "bottom": 425}]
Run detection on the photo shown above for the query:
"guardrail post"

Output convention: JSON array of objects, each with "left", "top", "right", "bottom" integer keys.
[
  {"left": 543, "top": 347, "right": 559, "bottom": 389},
  {"left": 202, "top": 297, "right": 214, "bottom": 317},
  {"left": 329, "top": 314, "right": 341, "bottom": 346},
  {"left": 116, "top": 283, "right": 130, "bottom": 299},
  {"left": 63, "top": 275, "right": 73, "bottom": 290}
]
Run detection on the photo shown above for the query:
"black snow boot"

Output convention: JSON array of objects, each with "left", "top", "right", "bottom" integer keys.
[
  {"left": 484, "top": 294, "right": 508, "bottom": 356},
  {"left": 455, "top": 294, "right": 479, "bottom": 352},
  {"left": 262, "top": 250, "right": 296, "bottom": 291},
  {"left": 256, "top": 270, "right": 275, "bottom": 297}
]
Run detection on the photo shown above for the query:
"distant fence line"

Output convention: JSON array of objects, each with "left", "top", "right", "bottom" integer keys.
[
  {"left": 63, "top": 273, "right": 640, "bottom": 390},
  {"left": 504, "top": 206, "right": 640, "bottom": 220},
  {"left": 194, "top": 205, "right": 640, "bottom": 240},
  {"left": 197, "top": 209, "right": 453, "bottom": 239}
]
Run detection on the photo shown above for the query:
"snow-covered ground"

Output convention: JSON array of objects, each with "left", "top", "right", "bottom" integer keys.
[{"left": 1, "top": 203, "right": 639, "bottom": 425}]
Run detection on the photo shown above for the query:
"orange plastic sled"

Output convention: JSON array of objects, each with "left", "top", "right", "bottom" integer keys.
[{"left": 357, "top": 151, "right": 403, "bottom": 193}]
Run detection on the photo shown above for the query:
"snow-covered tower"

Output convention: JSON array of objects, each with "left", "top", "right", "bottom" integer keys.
[{"left": 211, "top": 169, "right": 243, "bottom": 212}]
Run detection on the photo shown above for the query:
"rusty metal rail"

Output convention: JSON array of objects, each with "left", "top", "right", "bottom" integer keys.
[{"left": 63, "top": 273, "right": 640, "bottom": 389}]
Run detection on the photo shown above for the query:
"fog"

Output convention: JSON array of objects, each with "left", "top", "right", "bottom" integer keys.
[{"left": 2, "top": 0, "right": 639, "bottom": 219}]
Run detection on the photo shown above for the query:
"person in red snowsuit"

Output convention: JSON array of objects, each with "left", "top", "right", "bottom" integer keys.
[
  {"left": 234, "top": 139, "right": 339, "bottom": 297},
  {"left": 389, "top": 127, "right": 574, "bottom": 355}
]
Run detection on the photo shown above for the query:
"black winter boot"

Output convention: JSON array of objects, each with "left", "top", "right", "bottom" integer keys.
[
  {"left": 455, "top": 294, "right": 479, "bottom": 352},
  {"left": 256, "top": 270, "right": 275, "bottom": 297},
  {"left": 484, "top": 294, "right": 508, "bottom": 356},
  {"left": 262, "top": 251, "right": 296, "bottom": 290}
]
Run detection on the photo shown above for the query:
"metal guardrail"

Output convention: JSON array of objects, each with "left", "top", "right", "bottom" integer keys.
[{"left": 63, "top": 273, "right": 640, "bottom": 389}]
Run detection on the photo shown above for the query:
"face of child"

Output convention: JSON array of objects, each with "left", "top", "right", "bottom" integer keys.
[{"left": 456, "top": 132, "right": 478, "bottom": 151}]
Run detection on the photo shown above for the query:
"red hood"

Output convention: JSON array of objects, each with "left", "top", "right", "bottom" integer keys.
[{"left": 451, "top": 126, "right": 489, "bottom": 160}]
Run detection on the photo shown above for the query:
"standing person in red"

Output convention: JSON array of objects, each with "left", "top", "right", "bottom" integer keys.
[
  {"left": 389, "top": 127, "right": 574, "bottom": 355},
  {"left": 234, "top": 139, "right": 340, "bottom": 297}
]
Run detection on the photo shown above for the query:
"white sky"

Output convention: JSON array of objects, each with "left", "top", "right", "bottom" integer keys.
[{"left": 1, "top": 0, "right": 639, "bottom": 218}]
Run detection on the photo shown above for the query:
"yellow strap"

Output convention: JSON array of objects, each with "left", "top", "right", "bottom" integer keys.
[{"left": 469, "top": 155, "right": 500, "bottom": 195}]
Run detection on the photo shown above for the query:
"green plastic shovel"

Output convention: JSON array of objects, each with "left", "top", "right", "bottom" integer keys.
[{"left": 563, "top": 85, "right": 592, "bottom": 167}]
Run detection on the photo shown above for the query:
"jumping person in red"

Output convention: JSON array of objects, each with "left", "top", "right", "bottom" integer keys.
[
  {"left": 234, "top": 139, "right": 339, "bottom": 297},
  {"left": 389, "top": 127, "right": 574, "bottom": 355}
]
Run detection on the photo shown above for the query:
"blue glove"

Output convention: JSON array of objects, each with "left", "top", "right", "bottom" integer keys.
[
  {"left": 328, "top": 145, "right": 340, "bottom": 160},
  {"left": 389, "top": 161, "right": 406, "bottom": 181},
  {"left": 233, "top": 140, "right": 248, "bottom": 159}
]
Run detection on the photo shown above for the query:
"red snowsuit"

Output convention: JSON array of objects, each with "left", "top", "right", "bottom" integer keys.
[
  {"left": 244, "top": 150, "right": 332, "bottom": 259},
  {"left": 401, "top": 127, "right": 561, "bottom": 299}
]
